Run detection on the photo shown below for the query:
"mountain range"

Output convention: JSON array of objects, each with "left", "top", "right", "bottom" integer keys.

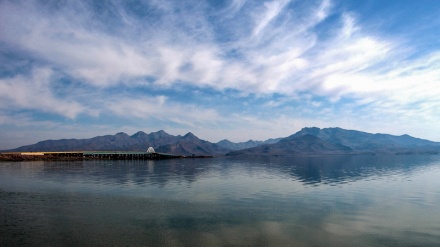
[
  {"left": 3, "top": 127, "right": 440, "bottom": 156},
  {"left": 4, "top": 130, "right": 230, "bottom": 156},
  {"left": 227, "top": 127, "right": 440, "bottom": 156}
]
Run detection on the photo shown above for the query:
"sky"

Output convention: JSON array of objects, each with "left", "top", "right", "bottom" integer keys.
[{"left": 0, "top": 0, "right": 440, "bottom": 149}]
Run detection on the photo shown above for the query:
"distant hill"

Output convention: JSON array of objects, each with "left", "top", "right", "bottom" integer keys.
[
  {"left": 227, "top": 127, "right": 440, "bottom": 156},
  {"left": 290, "top": 127, "right": 440, "bottom": 152},
  {"left": 4, "top": 130, "right": 230, "bottom": 156},
  {"left": 216, "top": 138, "right": 281, "bottom": 150},
  {"left": 227, "top": 134, "right": 353, "bottom": 156},
  {"left": 156, "top": 132, "right": 230, "bottom": 156}
]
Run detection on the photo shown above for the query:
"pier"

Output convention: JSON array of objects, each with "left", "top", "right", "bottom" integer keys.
[
  {"left": 1, "top": 148, "right": 183, "bottom": 161},
  {"left": 51, "top": 151, "right": 181, "bottom": 160}
]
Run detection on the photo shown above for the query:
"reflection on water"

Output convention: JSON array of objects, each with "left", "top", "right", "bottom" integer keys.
[{"left": 1, "top": 155, "right": 440, "bottom": 246}]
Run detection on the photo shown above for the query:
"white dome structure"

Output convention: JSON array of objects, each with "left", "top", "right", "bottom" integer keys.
[{"left": 146, "top": 147, "right": 155, "bottom": 154}]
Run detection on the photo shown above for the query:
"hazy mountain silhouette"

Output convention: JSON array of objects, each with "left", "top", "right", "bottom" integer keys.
[
  {"left": 4, "top": 127, "right": 440, "bottom": 156},
  {"left": 290, "top": 127, "right": 440, "bottom": 152},
  {"left": 227, "top": 127, "right": 440, "bottom": 156},
  {"left": 216, "top": 138, "right": 281, "bottom": 150},
  {"left": 156, "top": 132, "right": 230, "bottom": 156},
  {"left": 227, "top": 134, "right": 353, "bottom": 156},
  {"left": 4, "top": 130, "right": 230, "bottom": 156}
]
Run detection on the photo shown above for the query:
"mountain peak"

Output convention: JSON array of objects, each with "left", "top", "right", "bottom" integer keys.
[
  {"left": 302, "top": 126, "right": 321, "bottom": 130},
  {"left": 131, "top": 131, "right": 147, "bottom": 138},
  {"left": 115, "top": 132, "right": 129, "bottom": 137},
  {"left": 150, "top": 130, "right": 170, "bottom": 137},
  {"left": 183, "top": 132, "right": 198, "bottom": 140},
  {"left": 156, "top": 129, "right": 168, "bottom": 134},
  {"left": 217, "top": 139, "right": 233, "bottom": 144},
  {"left": 299, "top": 127, "right": 321, "bottom": 134}
]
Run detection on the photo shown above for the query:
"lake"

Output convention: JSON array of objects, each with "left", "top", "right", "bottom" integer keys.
[{"left": 1, "top": 155, "right": 440, "bottom": 246}]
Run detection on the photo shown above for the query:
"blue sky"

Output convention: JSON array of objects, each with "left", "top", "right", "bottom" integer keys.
[{"left": 1, "top": 0, "right": 440, "bottom": 149}]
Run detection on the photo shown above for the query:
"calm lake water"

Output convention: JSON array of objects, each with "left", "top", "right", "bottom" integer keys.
[{"left": 1, "top": 155, "right": 440, "bottom": 246}]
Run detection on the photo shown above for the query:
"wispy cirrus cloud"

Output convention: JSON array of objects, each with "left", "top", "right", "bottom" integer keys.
[
  {"left": 0, "top": 68, "right": 85, "bottom": 118},
  {"left": 105, "top": 95, "right": 222, "bottom": 128},
  {"left": 1, "top": 0, "right": 440, "bottom": 148},
  {"left": 251, "top": 0, "right": 290, "bottom": 37},
  {"left": 0, "top": 0, "right": 365, "bottom": 94}
]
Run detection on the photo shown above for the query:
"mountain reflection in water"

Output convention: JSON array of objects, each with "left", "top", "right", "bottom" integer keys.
[{"left": 1, "top": 155, "right": 440, "bottom": 246}]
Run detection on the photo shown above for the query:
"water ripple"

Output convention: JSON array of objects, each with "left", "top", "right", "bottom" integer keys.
[{"left": 2, "top": 155, "right": 440, "bottom": 246}]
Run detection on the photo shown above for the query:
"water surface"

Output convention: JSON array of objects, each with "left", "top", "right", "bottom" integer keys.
[{"left": 1, "top": 155, "right": 440, "bottom": 246}]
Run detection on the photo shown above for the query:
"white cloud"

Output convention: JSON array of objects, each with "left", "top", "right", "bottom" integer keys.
[
  {"left": 0, "top": 68, "right": 85, "bottom": 118},
  {"left": 227, "top": 0, "right": 248, "bottom": 15},
  {"left": 1, "top": 0, "right": 440, "bottom": 143},
  {"left": 2, "top": 0, "right": 437, "bottom": 104},
  {"left": 1, "top": 11, "right": 154, "bottom": 87},
  {"left": 106, "top": 96, "right": 222, "bottom": 128},
  {"left": 252, "top": 0, "right": 290, "bottom": 37}
]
